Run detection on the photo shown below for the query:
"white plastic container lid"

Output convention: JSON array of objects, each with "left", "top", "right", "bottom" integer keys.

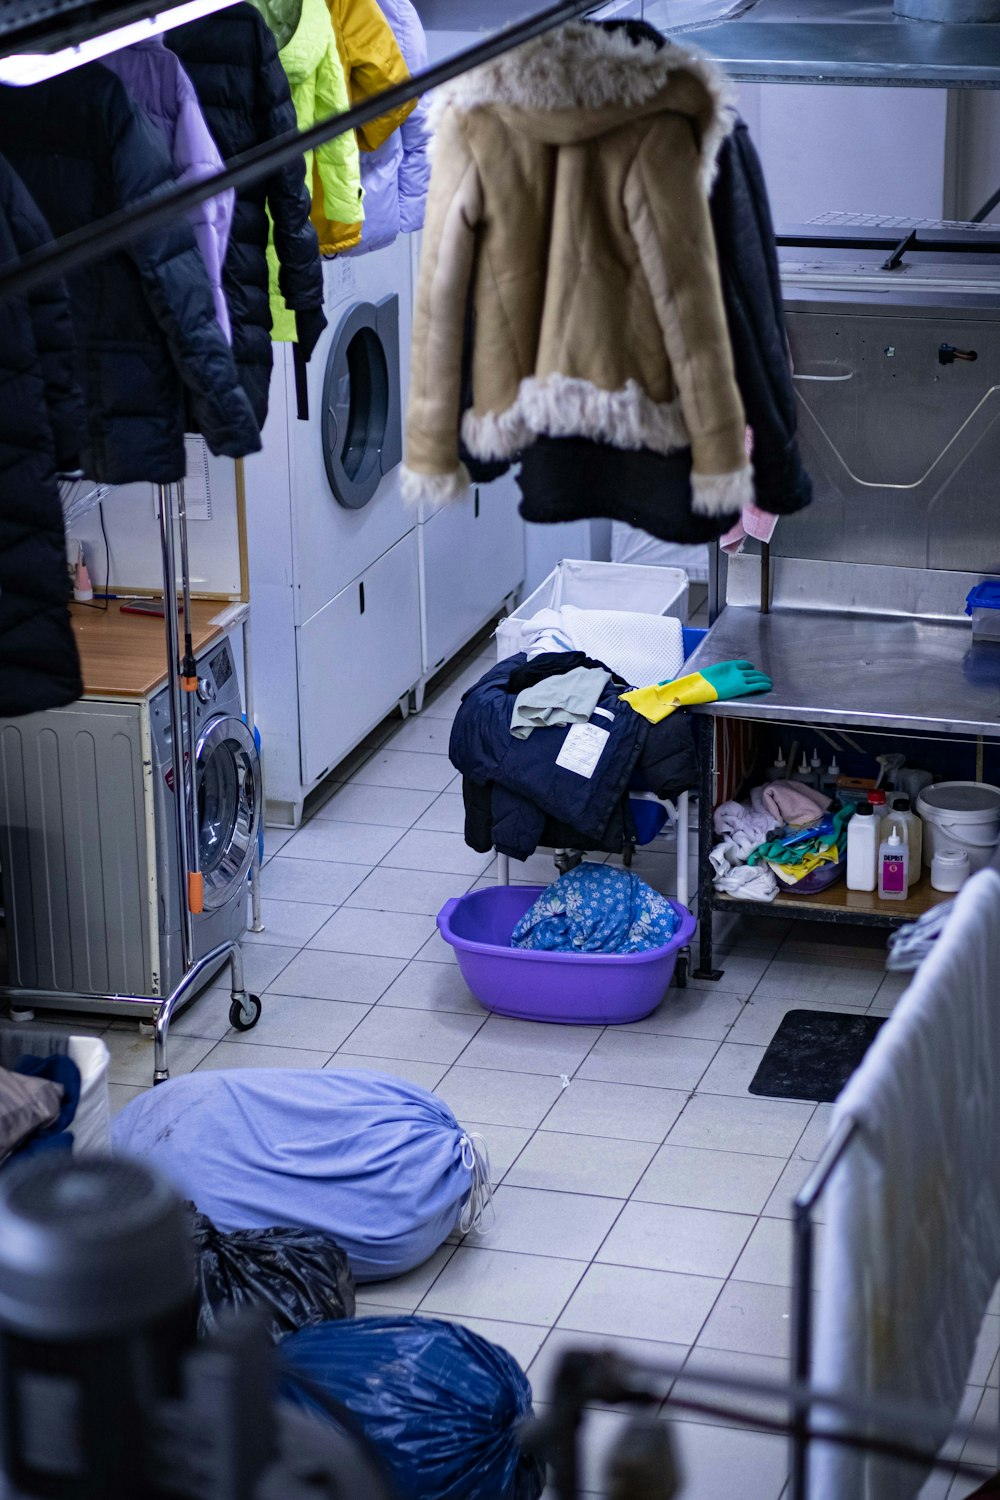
[{"left": 917, "top": 782, "right": 1000, "bottom": 820}]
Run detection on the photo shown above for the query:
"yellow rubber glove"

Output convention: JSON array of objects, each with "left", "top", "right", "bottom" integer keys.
[{"left": 622, "top": 661, "right": 773, "bottom": 724}]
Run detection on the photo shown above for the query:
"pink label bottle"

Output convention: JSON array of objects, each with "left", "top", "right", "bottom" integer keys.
[{"left": 878, "top": 825, "right": 909, "bottom": 900}]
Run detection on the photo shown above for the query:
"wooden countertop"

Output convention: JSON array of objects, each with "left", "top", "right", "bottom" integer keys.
[{"left": 72, "top": 600, "right": 238, "bottom": 700}]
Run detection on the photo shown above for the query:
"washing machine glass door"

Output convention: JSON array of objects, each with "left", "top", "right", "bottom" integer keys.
[{"left": 196, "top": 715, "right": 261, "bottom": 910}]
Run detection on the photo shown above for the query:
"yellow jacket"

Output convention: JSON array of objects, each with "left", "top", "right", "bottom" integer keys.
[
  {"left": 255, "top": 0, "right": 363, "bottom": 334},
  {"left": 313, "top": 0, "right": 416, "bottom": 253}
]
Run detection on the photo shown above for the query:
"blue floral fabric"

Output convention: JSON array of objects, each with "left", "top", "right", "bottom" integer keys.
[{"left": 511, "top": 862, "right": 681, "bottom": 955}]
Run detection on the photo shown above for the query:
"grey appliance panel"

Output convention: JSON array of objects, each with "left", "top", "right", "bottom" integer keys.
[
  {"left": 0, "top": 702, "right": 150, "bottom": 994},
  {"left": 781, "top": 296, "right": 1000, "bottom": 576}
]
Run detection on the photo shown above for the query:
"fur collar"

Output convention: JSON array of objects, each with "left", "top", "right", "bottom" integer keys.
[{"left": 430, "top": 22, "right": 734, "bottom": 187}]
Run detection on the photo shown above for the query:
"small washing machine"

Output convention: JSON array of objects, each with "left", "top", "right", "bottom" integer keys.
[{"left": 0, "top": 626, "right": 259, "bottom": 1000}]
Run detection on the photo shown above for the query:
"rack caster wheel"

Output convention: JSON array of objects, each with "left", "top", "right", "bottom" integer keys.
[
  {"left": 674, "top": 951, "right": 689, "bottom": 989},
  {"left": 229, "top": 994, "right": 262, "bottom": 1032}
]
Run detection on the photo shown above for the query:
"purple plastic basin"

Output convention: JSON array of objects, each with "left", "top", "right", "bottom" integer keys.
[{"left": 437, "top": 885, "right": 696, "bottom": 1026}]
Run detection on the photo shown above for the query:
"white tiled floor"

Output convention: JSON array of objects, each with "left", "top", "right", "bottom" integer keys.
[{"left": 36, "top": 633, "right": 996, "bottom": 1498}]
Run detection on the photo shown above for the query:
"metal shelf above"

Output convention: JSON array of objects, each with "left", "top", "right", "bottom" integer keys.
[{"left": 660, "top": 0, "right": 1000, "bottom": 87}]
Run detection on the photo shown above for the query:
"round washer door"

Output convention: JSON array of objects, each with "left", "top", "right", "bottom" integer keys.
[
  {"left": 196, "top": 715, "right": 261, "bottom": 910},
  {"left": 321, "top": 295, "right": 401, "bottom": 509}
]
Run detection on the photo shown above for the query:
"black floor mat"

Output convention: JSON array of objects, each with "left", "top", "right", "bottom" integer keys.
[{"left": 748, "top": 1009, "right": 887, "bottom": 1104}]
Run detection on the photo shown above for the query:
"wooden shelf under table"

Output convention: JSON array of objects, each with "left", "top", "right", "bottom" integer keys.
[{"left": 766, "top": 870, "right": 951, "bottom": 921}]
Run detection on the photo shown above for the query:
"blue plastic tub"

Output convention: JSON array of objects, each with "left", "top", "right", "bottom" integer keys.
[{"left": 437, "top": 885, "right": 696, "bottom": 1025}]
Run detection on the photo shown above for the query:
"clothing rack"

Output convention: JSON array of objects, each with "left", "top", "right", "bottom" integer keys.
[
  {"left": 527, "top": 1341, "right": 996, "bottom": 1499},
  {"left": 790, "top": 1106, "right": 1000, "bottom": 1499},
  {"left": 0, "top": 0, "right": 599, "bottom": 304}
]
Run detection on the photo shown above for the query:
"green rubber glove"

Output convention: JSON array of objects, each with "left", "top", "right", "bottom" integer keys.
[{"left": 622, "top": 660, "right": 773, "bottom": 724}]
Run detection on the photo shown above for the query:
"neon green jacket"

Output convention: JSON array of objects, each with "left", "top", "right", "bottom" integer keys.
[{"left": 253, "top": 0, "right": 362, "bottom": 339}]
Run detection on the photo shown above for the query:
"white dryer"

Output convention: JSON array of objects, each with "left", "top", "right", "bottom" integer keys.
[{"left": 247, "top": 241, "right": 423, "bottom": 825}]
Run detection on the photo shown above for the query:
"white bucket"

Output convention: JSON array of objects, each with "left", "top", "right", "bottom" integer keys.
[{"left": 916, "top": 781, "right": 1000, "bottom": 871}]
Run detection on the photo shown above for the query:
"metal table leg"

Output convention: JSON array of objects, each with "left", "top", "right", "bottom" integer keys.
[{"left": 694, "top": 712, "right": 723, "bottom": 980}]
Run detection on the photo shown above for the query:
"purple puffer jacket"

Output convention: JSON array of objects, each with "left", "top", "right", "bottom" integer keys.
[
  {"left": 348, "top": 0, "right": 431, "bottom": 254},
  {"left": 102, "top": 38, "right": 235, "bottom": 337}
]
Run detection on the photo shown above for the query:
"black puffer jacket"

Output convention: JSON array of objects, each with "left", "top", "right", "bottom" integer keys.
[
  {"left": 0, "top": 154, "right": 84, "bottom": 717},
  {"left": 451, "top": 654, "right": 699, "bottom": 861},
  {"left": 168, "top": 5, "right": 325, "bottom": 428},
  {"left": 0, "top": 65, "right": 260, "bottom": 485}
]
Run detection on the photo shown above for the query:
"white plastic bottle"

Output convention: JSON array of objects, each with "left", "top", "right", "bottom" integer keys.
[
  {"left": 793, "top": 754, "right": 817, "bottom": 789},
  {"left": 820, "top": 755, "right": 841, "bottom": 798},
  {"left": 878, "top": 824, "right": 910, "bottom": 900},
  {"left": 846, "top": 803, "right": 878, "bottom": 891},
  {"left": 765, "top": 748, "right": 788, "bottom": 782},
  {"left": 809, "top": 750, "right": 823, "bottom": 786},
  {"left": 881, "top": 796, "right": 923, "bottom": 874}
]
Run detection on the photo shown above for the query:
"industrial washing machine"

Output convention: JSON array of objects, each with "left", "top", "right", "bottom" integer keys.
[{"left": 0, "top": 625, "right": 259, "bottom": 1005}]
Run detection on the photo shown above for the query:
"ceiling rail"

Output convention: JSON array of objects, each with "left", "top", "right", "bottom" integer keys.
[{"left": 0, "top": 0, "right": 596, "bottom": 301}]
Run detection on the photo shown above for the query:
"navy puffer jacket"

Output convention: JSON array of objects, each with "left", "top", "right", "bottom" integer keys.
[
  {"left": 0, "top": 65, "right": 260, "bottom": 484},
  {"left": 168, "top": 5, "right": 324, "bottom": 427},
  {"left": 451, "top": 655, "right": 699, "bottom": 861},
  {"left": 0, "top": 154, "right": 84, "bottom": 717}
]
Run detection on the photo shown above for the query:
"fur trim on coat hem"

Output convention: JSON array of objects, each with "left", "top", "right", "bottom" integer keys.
[
  {"left": 691, "top": 465, "right": 755, "bottom": 516},
  {"left": 461, "top": 375, "right": 689, "bottom": 462},
  {"left": 401, "top": 463, "right": 471, "bottom": 506}
]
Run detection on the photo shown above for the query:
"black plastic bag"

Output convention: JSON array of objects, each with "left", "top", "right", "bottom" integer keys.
[
  {"left": 188, "top": 1206, "right": 355, "bottom": 1341},
  {"left": 279, "top": 1315, "right": 544, "bottom": 1500}
]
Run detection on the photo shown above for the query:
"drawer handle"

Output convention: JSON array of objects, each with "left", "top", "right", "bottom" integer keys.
[
  {"left": 359, "top": 581, "right": 365, "bottom": 615},
  {"left": 474, "top": 488, "right": 480, "bottom": 519}
]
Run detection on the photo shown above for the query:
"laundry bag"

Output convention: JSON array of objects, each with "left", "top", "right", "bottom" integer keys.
[
  {"left": 279, "top": 1315, "right": 544, "bottom": 1500},
  {"left": 112, "top": 1069, "right": 491, "bottom": 1282},
  {"left": 188, "top": 1206, "right": 355, "bottom": 1341}
]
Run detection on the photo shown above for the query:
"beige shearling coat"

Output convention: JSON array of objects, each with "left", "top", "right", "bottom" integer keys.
[{"left": 403, "top": 23, "right": 753, "bottom": 518}]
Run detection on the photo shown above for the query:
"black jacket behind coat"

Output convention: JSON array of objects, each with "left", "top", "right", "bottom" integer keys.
[
  {"left": 0, "top": 66, "right": 260, "bottom": 485},
  {"left": 451, "top": 654, "right": 699, "bottom": 861},
  {"left": 0, "top": 155, "right": 84, "bottom": 717},
  {"left": 168, "top": 5, "right": 325, "bottom": 428},
  {"left": 516, "top": 104, "right": 812, "bottom": 540}
]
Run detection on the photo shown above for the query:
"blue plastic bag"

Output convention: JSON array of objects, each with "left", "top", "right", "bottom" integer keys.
[
  {"left": 279, "top": 1316, "right": 544, "bottom": 1500},
  {"left": 112, "top": 1070, "right": 487, "bottom": 1282}
]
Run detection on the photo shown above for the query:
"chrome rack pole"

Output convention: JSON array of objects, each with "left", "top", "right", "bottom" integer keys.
[
  {"left": 157, "top": 482, "right": 194, "bottom": 974},
  {"left": 242, "top": 610, "right": 264, "bottom": 932},
  {"left": 176, "top": 479, "right": 203, "bottom": 925},
  {"left": 790, "top": 1115, "right": 861, "bottom": 1500}
]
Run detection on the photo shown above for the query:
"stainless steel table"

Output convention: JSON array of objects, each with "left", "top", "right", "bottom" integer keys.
[{"left": 685, "top": 606, "right": 1000, "bottom": 976}]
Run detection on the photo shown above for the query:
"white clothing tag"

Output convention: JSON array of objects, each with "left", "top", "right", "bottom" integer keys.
[
  {"left": 593, "top": 706, "right": 615, "bottom": 722},
  {"left": 555, "top": 723, "right": 610, "bottom": 779}
]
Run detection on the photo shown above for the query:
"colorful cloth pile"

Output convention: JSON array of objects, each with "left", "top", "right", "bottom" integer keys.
[{"left": 511, "top": 862, "right": 680, "bottom": 955}]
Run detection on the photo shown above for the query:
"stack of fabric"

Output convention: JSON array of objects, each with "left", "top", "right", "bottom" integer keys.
[{"left": 712, "top": 781, "right": 853, "bottom": 901}]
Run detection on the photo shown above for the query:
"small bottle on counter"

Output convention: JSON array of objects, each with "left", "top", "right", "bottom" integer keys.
[
  {"left": 820, "top": 755, "right": 841, "bottom": 798},
  {"left": 881, "top": 796, "right": 923, "bottom": 873},
  {"left": 765, "top": 748, "right": 788, "bottom": 782},
  {"left": 846, "top": 803, "right": 878, "bottom": 892},
  {"left": 794, "top": 754, "right": 818, "bottom": 789},
  {"left": 878, "top": 824, "right": 910, "bottom": 900},
  {"left": 809, "top": 750, "right": 823, "bottom": 786}
]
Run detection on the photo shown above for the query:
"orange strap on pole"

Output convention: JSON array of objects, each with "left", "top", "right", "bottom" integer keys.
[{"left": 188, "top": 871, "right": 204, "bottom": 915}]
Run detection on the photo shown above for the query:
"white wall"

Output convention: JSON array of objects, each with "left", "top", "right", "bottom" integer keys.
[{"left": 739, "top": 82, "right": 950, "bottom": 225}]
